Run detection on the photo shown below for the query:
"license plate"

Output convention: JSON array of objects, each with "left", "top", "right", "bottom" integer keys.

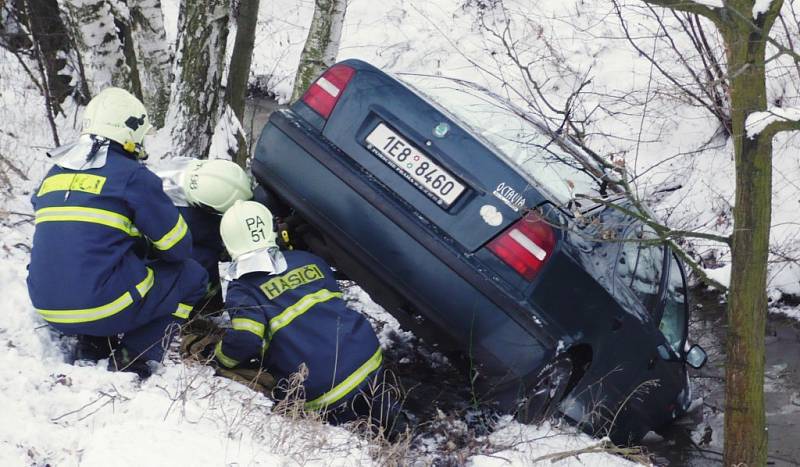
[{"left": 364, "top": 123, "right": 465, "bottom": 207}]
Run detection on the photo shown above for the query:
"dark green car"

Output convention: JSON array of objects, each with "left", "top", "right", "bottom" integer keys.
[{"left": 252, "top": 59, "right": 707, "bottom": 444}]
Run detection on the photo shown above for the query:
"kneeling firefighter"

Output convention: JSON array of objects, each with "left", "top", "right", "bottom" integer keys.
[
  {"left": 27, "top": 87, "right": 208, "bottom": 377},
  {"left": 156, "top": 158, "right": 253, "bottom": 315},
  {"left": 212, "top": 201, "right": 401, "bottom": 429}
]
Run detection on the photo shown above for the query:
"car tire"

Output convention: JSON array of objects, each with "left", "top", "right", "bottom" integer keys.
[{"left": 516, "top": 355, "right": 574, "bottom": 424}]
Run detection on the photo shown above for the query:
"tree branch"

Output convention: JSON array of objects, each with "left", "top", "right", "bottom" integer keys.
[
  {"left": 641, "top": 0, "right": 722, "bottom": 23},
  {"left": 612, "top": 2, "right": 729, "bottom": 128},
  {"left": 576, "top": 195, "right": 730, "bottom": 291},
  {"left": 762, "top": 118, "right": 800, "bottom": 137},
  {"left": 747, "top": 108, "right": 800, "bottom": 139},
  {"left": 579, "top": 195, "right": 732, "bottom": 245}
]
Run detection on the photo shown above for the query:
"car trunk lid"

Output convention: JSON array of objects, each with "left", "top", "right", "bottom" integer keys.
[{"left": 309, "top": 61, "right": 548, "bottom": 253}]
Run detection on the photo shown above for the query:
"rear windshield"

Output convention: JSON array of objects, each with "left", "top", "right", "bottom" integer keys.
[{"left": 397, "top": 74, "right": 602, "bottom": 206}]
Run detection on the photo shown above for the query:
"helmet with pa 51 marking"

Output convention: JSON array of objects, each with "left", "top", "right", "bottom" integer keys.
[{"left": 220, "top": 200, "right": 277, "bottom": 260}]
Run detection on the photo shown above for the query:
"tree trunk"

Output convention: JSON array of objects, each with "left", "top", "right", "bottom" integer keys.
[
  {"left": 638, "top": 0, "right": 791, "bottom": 464},
  {"left": 291, "top": 0, "right": 347, "bottom": 101},
  {"left": 111, "top": 2, "right": 143, "bottom": 100},
  {"left": 129, "top": 0, "right": 172, "bottom": 127},
  {"left": 21, "top": 0, "right": 73, "bottom": 111},
  {"left": 226, "top": 0, "right": 260, "bottom": 167},
  {"left": 720, "top": 2, "right": 778, "bottom": 465},
  {"left": 165, "top": 0, "right": 230, "bottom": 159},
  {"left": 57, "top": 0, "right": 137, "bottom": 95}
]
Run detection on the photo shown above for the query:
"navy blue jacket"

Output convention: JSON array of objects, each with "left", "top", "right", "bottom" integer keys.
[
  {"left": 179, "top": 206, "right": 224, "bottom": 275},
  {"left": 28, "top": 144, "right": 193, "bottom": 323},
  {"left": 216, "top": 250, "right": 382, "bottom": 409}
]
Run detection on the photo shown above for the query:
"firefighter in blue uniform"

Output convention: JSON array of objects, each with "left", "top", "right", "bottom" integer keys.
[
  {"left": 213, "top": 201, "right": 395, "bottom": 426},
  {"left": 27, "top": 87, "right": 208, "bottom": 377},
  {"left": 155, "top": 158, "right": 253, "bottom": 314}
]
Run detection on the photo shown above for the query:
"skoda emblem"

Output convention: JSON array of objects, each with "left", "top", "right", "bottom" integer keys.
[{"left": 433, "top": 122, "right": 449, "bottom": 138}]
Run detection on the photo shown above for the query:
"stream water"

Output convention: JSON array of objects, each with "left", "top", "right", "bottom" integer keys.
[{"left": 642, "top": 288, "right": 800, "bottom": 466}]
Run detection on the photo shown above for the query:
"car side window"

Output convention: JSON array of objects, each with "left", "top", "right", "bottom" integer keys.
[
  {"left": 616, "top": 225, "right": 664, "bottom": 313},
  {"left": 659, "top": 254, "right": 688, "bottom": 354}
]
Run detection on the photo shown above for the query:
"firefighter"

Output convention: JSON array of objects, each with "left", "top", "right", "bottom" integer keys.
[
  {"left": 27, "top": 87, "right": 208, "bottom": 378},
  {"left": 155, "top": 158, "right": 253, "bottom": 314},
  {"left": 213, "top": 200, "right": 397, "bottom": 427}
]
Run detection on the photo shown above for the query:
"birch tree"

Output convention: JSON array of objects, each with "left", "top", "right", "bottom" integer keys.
[
  {"left": 165, "top": 0, "right": 230, "bottom": 159},
  {"left": 58, "top": 0, "right": 140, "bottom": 96},
  {"left": 291, "top": 0, "right": 347, "bottom": 101},
  {"left": 129, "top": 0, "right": 172, "bottom": 127},
  {"left": 636, "top": 1, "right": 800, "bottom": 465}
]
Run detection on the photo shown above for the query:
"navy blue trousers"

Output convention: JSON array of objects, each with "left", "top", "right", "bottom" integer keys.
[{"left": 52, "top": 259, "right": 208, "bottom": 361}]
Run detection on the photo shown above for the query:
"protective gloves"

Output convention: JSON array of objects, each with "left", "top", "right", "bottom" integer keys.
[{"left": 181, "top": 321, "right": 275, "bottom": 394}]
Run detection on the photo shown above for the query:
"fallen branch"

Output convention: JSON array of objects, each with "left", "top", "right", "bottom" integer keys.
[{"left": 530, "top": 438, "right": 650, "bottom": 464}]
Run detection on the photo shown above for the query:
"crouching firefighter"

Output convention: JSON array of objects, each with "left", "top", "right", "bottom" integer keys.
[
  {"left": 155, "top": 158, "right": 253, "bottom": 315},
  {"left": 27, "top": 87, "right": 208, "bottom": 378},
  {"left": 212, "top": 201, "right": 401, "bottom": 430}
]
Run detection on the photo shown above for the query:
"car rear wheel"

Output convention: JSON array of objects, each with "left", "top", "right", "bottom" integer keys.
[{"left": 516, "top": 355, "right": 574, "bottom": 424}]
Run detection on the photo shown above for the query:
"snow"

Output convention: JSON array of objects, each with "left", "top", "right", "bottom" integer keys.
[
  {"left": 753, "top": 0, "right": 775, "bottom": 19},
  {"left": 704, "top": 263, "right": 732, "bottom": 289},
  {"left": 469, "top": 420, "right": 639, "bottom": 466},
  {"left": 746, "top": 107, "right": 800, "bottom": 139}
]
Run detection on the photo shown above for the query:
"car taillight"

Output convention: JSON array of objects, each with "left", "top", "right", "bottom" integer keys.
[
  {"left": 301, "top": 64, "right": 356, "bottom": 119},
  {"left": 487, "top": 211, "right": 557, "bottom": 280}
]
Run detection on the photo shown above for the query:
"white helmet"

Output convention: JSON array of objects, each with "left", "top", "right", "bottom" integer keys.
[
  {"left": 183, "top": 159, "right": 253, "bottom": 212},
  {"left": 220, "top": 200, "right": 277, "bottom": 260},
  {"left": 82, "top": 87, "right": 152, "bottom": 155}
]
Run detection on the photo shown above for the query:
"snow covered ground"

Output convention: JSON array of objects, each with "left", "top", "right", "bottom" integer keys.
[{"left": 2, "top": 0, "right": 800, "bottom": 465}]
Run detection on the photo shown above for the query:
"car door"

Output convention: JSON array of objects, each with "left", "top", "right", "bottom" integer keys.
[{"left": 613, "top": 225, "right": 687, "bottom": 430}]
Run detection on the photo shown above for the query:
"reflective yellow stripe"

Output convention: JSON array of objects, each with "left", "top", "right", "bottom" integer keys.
[
  {"left": 35, "top": 207, "right": 140, "bottom": 237},
  {"left": 214, "top": 341, "right": 239, "bottom": 368},
  {"left": 152, "top": 215, "right": 188, "bottom": 251},
  {"left": 173, "top": 303, "right": 193, "bottom": 319},
  {"left": 38, "top": 173, "right": 107, "bottom": 196},
  {"left": 135, "top": 268, "right": 154, "bottom": 297},
  {"left": 37, "top": 292, "right": 134, "bottom": 324},
  {"left": 232, "top": 318, "right": 266, "bottom": 338},
  {"left": 35, "top": 269, "right": 153, "bottom": 324},
  {"left": 305, "top": 348, "right": 383, "bottom": 410},
  {"left": 269, "top": 289, "right": 342, "bottom": 336}
]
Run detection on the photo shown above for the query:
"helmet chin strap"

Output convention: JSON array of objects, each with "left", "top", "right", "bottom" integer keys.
[{"left": 123, "top": 140, "right": 148, "bottom": 160}]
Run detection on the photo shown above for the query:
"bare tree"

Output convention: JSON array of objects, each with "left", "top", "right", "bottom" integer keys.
[
  {"left": 165, "top": 0, "right": 230, "bottom": 159},
  {"left": 291, "top": 0, "right": 347, "bottom": 101},
  {"left": 635, "top": 1, "right": 800, "bottom": 465},
  {"left": 226, "top": 0, "right": 260, "bottom": 167}
]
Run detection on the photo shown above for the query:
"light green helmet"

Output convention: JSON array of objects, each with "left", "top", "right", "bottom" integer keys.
[
  {"left": 220, "top": 200, "right": 277, "bottom": 260},
  {"left": 82, "top": 87, "right": 152, "bottom": 155},
  {"left": 183, "top": 159, "right": 253, "bottom": 212}
]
